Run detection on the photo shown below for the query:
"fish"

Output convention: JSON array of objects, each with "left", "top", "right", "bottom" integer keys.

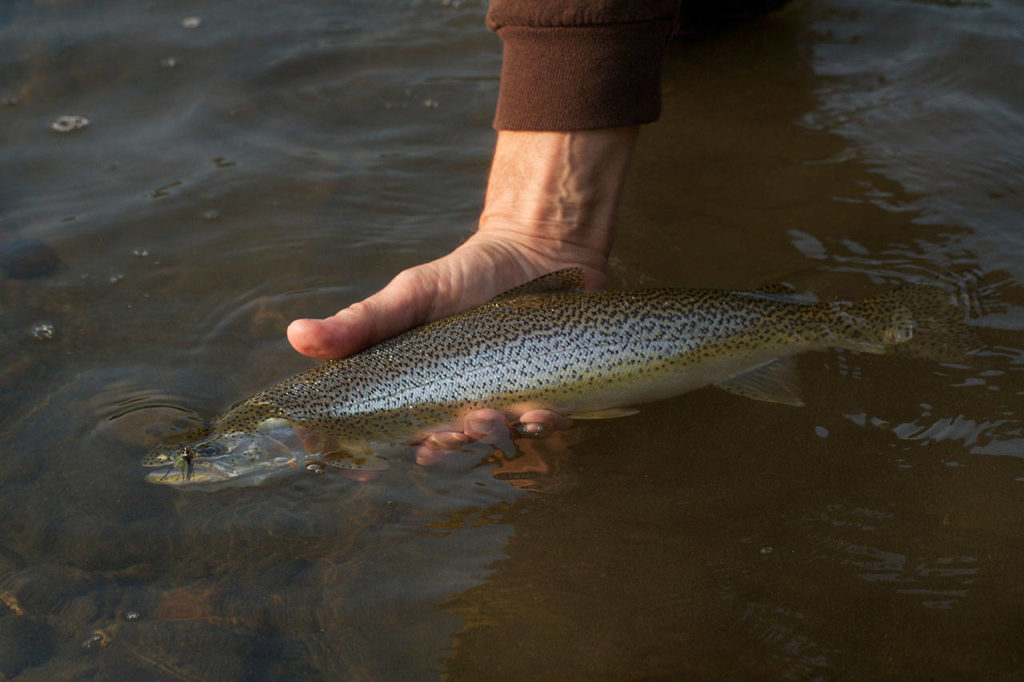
[{"left": 142, "top": 269, "right": 975, "bottom": 487}]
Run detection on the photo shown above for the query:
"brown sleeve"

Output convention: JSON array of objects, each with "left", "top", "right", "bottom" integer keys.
[{"left": 487, "top": 1, "right": 677, "bottom": 131}]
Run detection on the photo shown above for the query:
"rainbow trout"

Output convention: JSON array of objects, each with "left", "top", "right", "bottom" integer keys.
[{"left": 142, "top": 269, "right": 971, "bottom": 486}]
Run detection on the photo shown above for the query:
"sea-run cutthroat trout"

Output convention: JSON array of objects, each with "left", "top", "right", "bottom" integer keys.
[{"left": 142, "top": 269, "right": 974, "bottom": 487}]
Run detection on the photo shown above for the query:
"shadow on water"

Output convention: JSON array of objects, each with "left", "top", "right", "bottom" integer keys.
[{"left": 1, "top": 0, "right": 1023, "bottom": 679}]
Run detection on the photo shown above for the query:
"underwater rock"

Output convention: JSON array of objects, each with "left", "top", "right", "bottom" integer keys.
[
  {"left": 0, "top": 237, "right": 60, "bottom": 278},
  {"left": 0, "top": 614, "right": 54, "bottom": 678}
]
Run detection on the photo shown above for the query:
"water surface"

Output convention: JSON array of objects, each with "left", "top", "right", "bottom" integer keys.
[{"left": 1, "top": 0, "right": 1023, "bottom": 679}]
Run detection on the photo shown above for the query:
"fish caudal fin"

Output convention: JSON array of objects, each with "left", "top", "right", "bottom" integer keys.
[{"left": 840, "top": 286, "right": 980, "bottom": 360}]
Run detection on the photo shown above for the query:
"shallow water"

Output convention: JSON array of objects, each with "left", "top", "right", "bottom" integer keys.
[{"left": 2, "top": 0, "right": 1023, "bottom": 679}]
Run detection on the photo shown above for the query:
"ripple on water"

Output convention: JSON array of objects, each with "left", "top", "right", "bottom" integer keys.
[{"left": 84, "top": 370, "right": 216, "bottom": 453}]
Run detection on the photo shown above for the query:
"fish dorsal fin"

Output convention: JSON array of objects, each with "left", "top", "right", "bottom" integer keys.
[
  {"left": 715, "top": 357, "right": 804, "bottom": 406},
  {"left": 490, "top": 268, "right": 585, "bottom": 302},
  {"left": 754, "top": 282, "right": 798, "bottom": 295},
  {"left": 737, "top": 282, "right": 815, "bottom": 306}
]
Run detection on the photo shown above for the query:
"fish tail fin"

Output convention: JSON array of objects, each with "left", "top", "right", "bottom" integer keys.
[{"left": 837, "top": 285, "right": 980, "bottom": 360}]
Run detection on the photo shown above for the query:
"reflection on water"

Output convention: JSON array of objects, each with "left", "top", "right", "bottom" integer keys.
[{"left": 2, "top": 0, "right": 1024, "bottom": 678}]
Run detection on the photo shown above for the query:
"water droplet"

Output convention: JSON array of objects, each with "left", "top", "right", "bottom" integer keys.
[
  {"left": 181, "top": 16, "right": 202, "bottom": 29},
  {"left": 109, "top": 273, "right": 125, "bottom": 285},
  {"left": 51, "top": 114, "right": 90, "bottom": 133},
  {"left": 30, "top": 322, "right": 55, "bottom": 341},
  {"left": 124, "top": 610, "right": 141, "bottom": 622},
  {"left": 759, "top": 546, "right": 774, "bottom": 555},
  {"left": 422, "top": 99, "right": 439, "bottom": 109},
  {"left": 132, "top": 247, "right": 150, "bottom": 258},
  {"left": 160, "top": 57, "right": 179, "bottom": 68}
]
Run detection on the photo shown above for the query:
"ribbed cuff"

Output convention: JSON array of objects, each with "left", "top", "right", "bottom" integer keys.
[{"left": 493, "top": 21, "right": 672, "bottom": 131}]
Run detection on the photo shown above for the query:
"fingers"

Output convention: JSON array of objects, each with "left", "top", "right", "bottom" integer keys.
[
  {"left": 413, "top": 408, "right": 575, "bottom": 467},
  {"left": 462, "top": 409, "right": 509, "bottom": 442},
  {"left": 338, "top": 468, "right": 384, "bottom": 482},
  {"left": 286, "top": 233, "right": 608, "bottom": 359},
  {"left": 287, "top": 268, "right": 438, "bottom": 359},
  {"left": 286, "top": 252, "right": 497, "bottom": 359},
  {"left": 514, "top": 409, "right": 574, "bottom": 438},
  {"left": 412, "top": 432, "right": 472, "bottom": 467},
  {"left": 286, "top": 316, "right": 357, "bottom": 360},
  {"left": 413, "top": 409, "right": 512, "bottom": 466}
]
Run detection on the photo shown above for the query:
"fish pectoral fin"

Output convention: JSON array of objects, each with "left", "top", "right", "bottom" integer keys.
[
  {"left": 568, "top": 407, "right": 640, "bottom": 420},
  {"left": 715, "top": 357, "right": 804, "bottom": 407},
  {"left": 322, "top": 443, "right": 392, "bottom": 471},
  {"left": 489, "top": 268, "right": 585, "bottom": 301}
]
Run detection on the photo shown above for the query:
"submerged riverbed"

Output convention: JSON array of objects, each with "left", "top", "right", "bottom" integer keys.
[{"left": 2, "top": 0, "right": 1023, "bottom": 678}]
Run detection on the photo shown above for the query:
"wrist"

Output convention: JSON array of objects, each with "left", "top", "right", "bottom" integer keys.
[{"left": 478, "top": 127, "right": 638, "bottom": 267}]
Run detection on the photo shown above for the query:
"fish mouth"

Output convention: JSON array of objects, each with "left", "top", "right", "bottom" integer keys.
[
  {"left": 141, "top": 434, "right": 281, "bottom": 487},
  {"left": 143, "top": 450, "right": 304, "bottom": 487},
  {"left": 142, "top": 424, "right": 394, "bottom": 488}
]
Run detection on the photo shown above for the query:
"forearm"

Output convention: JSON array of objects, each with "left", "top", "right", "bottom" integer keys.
[{"left": 477, "top": 127, "right": 639, "bottom": 282}]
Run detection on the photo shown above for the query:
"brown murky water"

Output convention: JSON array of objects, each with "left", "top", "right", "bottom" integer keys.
[{"left": 2, "top": 0, "right": 1023, "bottom": 679}]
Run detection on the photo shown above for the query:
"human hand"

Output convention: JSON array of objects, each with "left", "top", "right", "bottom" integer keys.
[
  {"left": 286, "top": 229, "right": 607, "bottom": 359},
  {"left": 411, "top": 407, "right": 575, "bottom": 467},
  {"left": 287, "top": 128, "right": 637, "bottom": 359},
  {"left": 287, "top": 127, "right": 637, "bottom": 463}
]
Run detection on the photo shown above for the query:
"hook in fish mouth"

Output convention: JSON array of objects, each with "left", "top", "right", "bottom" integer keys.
[
  {"left": 177, "top": 445, "right": 195, "bottom": 481},
  {"left": 147, "top": 441, "right": 228, "bottom": 482}
]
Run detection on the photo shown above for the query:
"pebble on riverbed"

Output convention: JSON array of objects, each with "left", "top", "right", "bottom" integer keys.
[
  {"left": 0, "top": 615, "right": 55, "bottom": 677},
  {"left": 30, "top": 323, "right": 56, "bottom": 341},
  {"left": 50, "top": 115, "right": 90, "bottom": 133}
]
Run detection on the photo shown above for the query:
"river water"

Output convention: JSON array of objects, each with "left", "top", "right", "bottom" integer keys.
[{"left": 1, "top": 0, "right": 1022, "bottom": 679}]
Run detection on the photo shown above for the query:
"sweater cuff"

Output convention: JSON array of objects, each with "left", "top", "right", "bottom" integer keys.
[{"left": 493, "top": 20, "right": 672, "bottom": 131}]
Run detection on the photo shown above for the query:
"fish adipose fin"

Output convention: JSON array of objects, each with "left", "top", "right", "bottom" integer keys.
[
  {"left": 490, "top": 268, "right": 585, "bottom": 301},
  {"left": 716, "top": 357, "right": 804, "bottom": 406}
]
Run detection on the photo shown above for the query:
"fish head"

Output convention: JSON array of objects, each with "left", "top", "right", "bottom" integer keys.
[
  {"left": 142, "top": 426, "right": 299, "bottom": 487},
  {"left": 141, "top": 418, "right": 393, "bottom": 487}
]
